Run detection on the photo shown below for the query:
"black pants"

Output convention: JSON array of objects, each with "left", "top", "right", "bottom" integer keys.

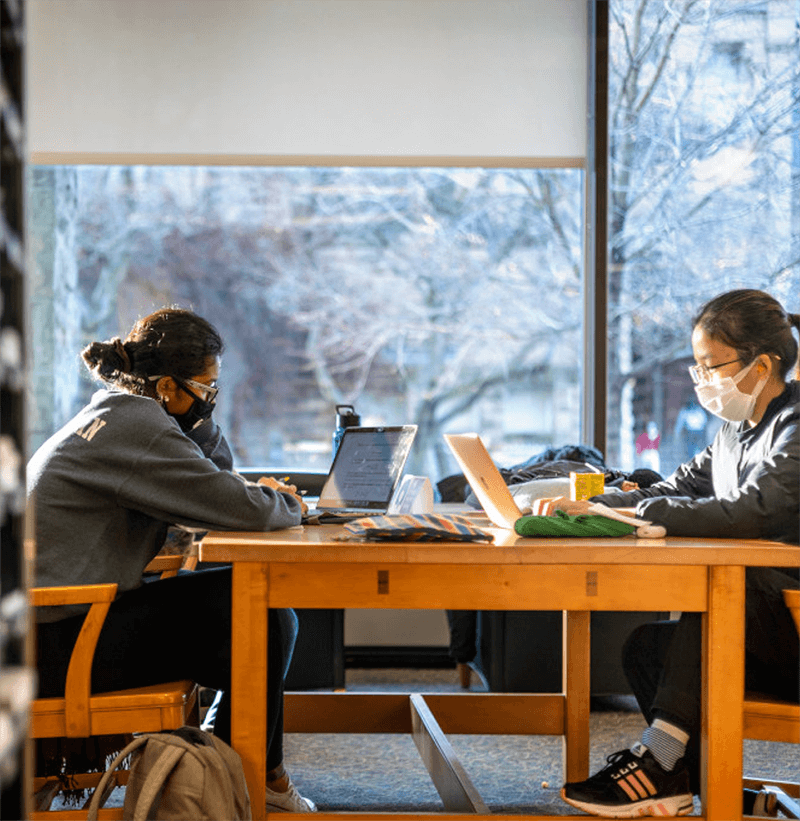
[
  {"left": 445, "top": 610, "right": 477, "bottom": 663},
  {"left": 622, "top": 566, "right": 800, "bottom": 794},
  {"left": 36, "top": 567, "right": 297, "bottom": 771}
]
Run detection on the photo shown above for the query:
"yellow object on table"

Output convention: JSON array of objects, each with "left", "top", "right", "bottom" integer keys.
[{"left": 570, "top": 471, "right": 604, "bottom": 500}]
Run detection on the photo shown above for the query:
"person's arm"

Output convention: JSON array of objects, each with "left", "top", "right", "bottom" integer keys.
[
  {"left": 184, "top": 416, "right": 233, "bottom": 471},
  {"left": 635, "top": 419, "right": 799, "bottom": 541},
  {"left": 117, "top": 425, "right": 302, "bottom": 532},
  {"left": 589, "top": 445, "right": 715, "bottom": 509},
  {"left": 532, "top": 445, "right": 716, "bottom": 517}
]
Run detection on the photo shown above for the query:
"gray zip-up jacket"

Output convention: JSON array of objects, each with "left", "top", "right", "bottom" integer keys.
[
  {"left": 28, "top": 389, "right": 302, "bottom": 621},
  {"left": 591, "top": 381, "right": 799, "bottom": 544}
]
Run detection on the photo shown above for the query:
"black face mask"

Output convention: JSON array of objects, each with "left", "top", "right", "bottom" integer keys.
[{"left": 171, "top": 382, "right": 215, "bottom": 433}]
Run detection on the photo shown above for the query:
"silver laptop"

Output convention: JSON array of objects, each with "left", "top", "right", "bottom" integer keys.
[
  {"left": 444, "top": 432, "right": 666, "bottom": 537},
  {"left": 443, "top": 433, "right": 525, "bottom": 528},
  {"left": 306, "top": 425, "right": 418, "bottom": 521}
]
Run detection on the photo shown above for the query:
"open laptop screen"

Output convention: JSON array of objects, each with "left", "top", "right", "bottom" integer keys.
[
  {"left": 443, "top": 432, "right": 522, "bottom": 528},
  {"left": 317, "top": 425, "right": 417, "bottom": 511}
]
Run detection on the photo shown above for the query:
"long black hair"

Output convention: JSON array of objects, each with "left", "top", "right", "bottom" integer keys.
[
  {"left": 693, "top": 289, "right": 800, "bottom": 380},
  {"left": 81, "top": 307, "right": 223, "bottom": 395}
]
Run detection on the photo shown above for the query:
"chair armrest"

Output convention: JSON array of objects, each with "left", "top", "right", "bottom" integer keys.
[
  {"left": 29, "top": 583, "right": 118, "bottom": 608},
  {"left": 30, "top": 583, "right": 119, "bottom": 738},
  {"left": 144, "top": 555, "right": 184, "bottom": 577}
]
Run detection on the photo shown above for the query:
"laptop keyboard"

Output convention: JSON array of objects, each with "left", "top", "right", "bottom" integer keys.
[{"left": 302, "top": 509, "right": 384, "bottom": 524}]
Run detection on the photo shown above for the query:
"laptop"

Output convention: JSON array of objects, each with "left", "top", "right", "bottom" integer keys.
[
  {"left": 443, "top": 432, "right": 666, "bottom": 537},
  {"left": 305, "top": 425, "right": 418, "bottom": 521},
  {"left": 443, "top": 433, "right": 526, "bottom": 528}
]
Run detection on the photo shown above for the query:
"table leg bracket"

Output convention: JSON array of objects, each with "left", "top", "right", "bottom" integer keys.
[{"left": 410, "top": 693, "right": 490, "bottom": 814}]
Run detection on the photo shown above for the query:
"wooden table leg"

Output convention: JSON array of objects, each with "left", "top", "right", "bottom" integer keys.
[
  {"left": 231, "top": 562, "right": 269, "bottom": 821},
  {"left": 702, "top": 564, "right": 745, "bottom": 821},
  {"left": 563, "top": 609, "right": 591, "bottom": 783}
]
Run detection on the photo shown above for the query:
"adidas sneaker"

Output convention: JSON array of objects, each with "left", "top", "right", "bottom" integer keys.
[{"left": 560, "top": 742, "right": 694, "bottom": 818}]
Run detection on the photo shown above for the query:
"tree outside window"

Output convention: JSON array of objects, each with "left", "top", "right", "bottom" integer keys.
[
  {"left": 28, "top": 166, "right": 584, "bottom": 481},
  {"left": 606, "top": 0, "right": 799, "bottom": 475}
]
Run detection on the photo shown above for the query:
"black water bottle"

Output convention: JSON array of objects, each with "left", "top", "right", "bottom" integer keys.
[{"left": 332, "top": 404, "right": 360, "bottom": 458}]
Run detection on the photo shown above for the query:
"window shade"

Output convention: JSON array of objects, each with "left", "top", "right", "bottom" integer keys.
[{"left": 27, "top": 0, "right": 587, "bottom": 164}]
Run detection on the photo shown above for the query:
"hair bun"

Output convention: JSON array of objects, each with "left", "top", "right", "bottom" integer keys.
[
  {"left": 111, "top": 337, "right": 132, "bottom": 373},
  {"left": 81, "top": 337, "right": 132, "bottom": 380}
]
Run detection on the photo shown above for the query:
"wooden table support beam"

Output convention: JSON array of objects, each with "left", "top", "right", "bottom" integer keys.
[
  {"left": 285, "top": 691, "right": 565, "bottom": 735},
  {"left": 410, "top": 694, "right": 490, "bottom": 815}
]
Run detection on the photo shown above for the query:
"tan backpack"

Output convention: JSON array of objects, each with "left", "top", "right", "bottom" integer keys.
[{"left": 87, "top": 726, "right": 251, "bottom": 820}]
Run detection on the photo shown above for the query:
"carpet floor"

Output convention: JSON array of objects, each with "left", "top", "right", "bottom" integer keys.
[
  {"left": 283, "top": 668, "right": 798, "bottom": 816},
  {"left": 49, "top": 667, "right": 798, "bottom": 816}
]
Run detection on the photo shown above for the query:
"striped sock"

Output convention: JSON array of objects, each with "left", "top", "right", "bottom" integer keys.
[{"left": 640, "top": 719, "right": 689, "bottom": 772}]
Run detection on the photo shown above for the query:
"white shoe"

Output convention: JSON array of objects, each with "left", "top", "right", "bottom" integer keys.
[{"left": 264, "top": 780, "right": 317, "bottom": 813}]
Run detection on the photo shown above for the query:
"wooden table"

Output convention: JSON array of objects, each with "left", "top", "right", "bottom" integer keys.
[{"left": 199, "top": 527, "right": 800, "bottom": 820}]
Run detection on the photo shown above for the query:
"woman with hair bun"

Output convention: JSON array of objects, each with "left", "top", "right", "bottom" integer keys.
[
  {"left": 29, "top": 307, "right": 317, "bottom": 813},
  {"left": 549, "top": 289, "right": 800, "bottom": 818}
]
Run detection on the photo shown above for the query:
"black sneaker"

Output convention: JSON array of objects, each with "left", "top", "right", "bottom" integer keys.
[{"left": 560, "top": 742, "right": 694, "bottom": 818}]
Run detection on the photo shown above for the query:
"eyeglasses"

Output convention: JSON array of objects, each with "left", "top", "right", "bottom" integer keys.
[
  {"left": 688, "top": 358, "right": 740, "bottom": 385},
  {"left": 148, "top": 375, "right": 219, "bottom": 403},
  {"left": 180, "top": 378, "right": 219, "bottom": 403}
]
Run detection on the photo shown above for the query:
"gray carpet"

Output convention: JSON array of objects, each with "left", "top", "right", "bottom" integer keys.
[
  {"left": 51, "top": 668, "right": 798, "bottom": 816},
  {"left": 284, "top": 668, "right": 799, "bottom": 816}
]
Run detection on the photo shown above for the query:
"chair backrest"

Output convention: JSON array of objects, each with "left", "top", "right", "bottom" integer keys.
[
  {"left": 784, "top": 589, "right": 800, "bottom": 636},
  {"left": 30, "top": 583, "right": 118, "bottom": 737},
  {"left": 31, "top": 554, "right": 195, "bottom": 738}
]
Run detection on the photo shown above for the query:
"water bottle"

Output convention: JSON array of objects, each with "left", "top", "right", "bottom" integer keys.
[{"left": 332, "top": 404, "right": 360, "bottom": 458}]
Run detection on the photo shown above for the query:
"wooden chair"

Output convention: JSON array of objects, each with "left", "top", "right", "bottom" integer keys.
[
  {"left": 742, "top": 588, "right": 800, "bottom": 819},
  {"left": 29, "top": 555, "right": 199, "bottom": 819},
  {"left": 141, "top": 552, "right": 196, "bottom": 577}
]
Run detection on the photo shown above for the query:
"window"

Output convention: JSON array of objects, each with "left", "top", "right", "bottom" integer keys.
[
  {"left": 28, "top": 165, "right": 584, "bottom": 483},
  {"left": 606, "top": 0, "right": 800, "bottom": 477}
]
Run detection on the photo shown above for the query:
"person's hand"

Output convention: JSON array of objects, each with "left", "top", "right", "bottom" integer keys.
[
  {"left": 258, "top": 476, "right": 308, "bottom": 514},
  {"left": 530, "top": 496, "right": 593, "bottom": 517}
]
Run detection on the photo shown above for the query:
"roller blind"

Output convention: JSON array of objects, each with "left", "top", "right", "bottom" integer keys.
[{"left": 27, "top": 0, "right": 587, "bottom": 164}]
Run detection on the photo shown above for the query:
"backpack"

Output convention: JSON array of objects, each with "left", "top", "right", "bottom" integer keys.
[{"left": 87, "top": 726, "right": 251, "bottom": 820}]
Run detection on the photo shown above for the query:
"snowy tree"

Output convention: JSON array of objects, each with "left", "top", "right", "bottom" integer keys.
[{"left": 606, "top": 0, "right": 800, "bottom": 467}]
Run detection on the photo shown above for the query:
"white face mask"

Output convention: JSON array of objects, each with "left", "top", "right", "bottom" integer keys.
[{"left": 693, "top": 359, "right": 767, "bottom": 422}]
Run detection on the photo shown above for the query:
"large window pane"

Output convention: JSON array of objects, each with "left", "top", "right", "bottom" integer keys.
[
  {"left": 28, "top": 166, "right": 584, "bottom": 483},
  {"left": 607, "top": 0, "right": 799, "bottom": 478}
]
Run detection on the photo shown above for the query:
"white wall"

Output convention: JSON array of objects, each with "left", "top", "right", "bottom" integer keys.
[
  {"left": 346, "top": 608, "right": 451, "bottom": 646},
  {"left": 27, "top": 0, "right": 587, "bottom": 163}
]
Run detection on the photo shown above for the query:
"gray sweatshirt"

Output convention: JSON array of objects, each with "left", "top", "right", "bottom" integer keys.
[
  {"left": 591, "top": 381, "right": 799, "bottom": 544},
  {"left": 28, "top": 389, "right": 302, "bottom": 621}
]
